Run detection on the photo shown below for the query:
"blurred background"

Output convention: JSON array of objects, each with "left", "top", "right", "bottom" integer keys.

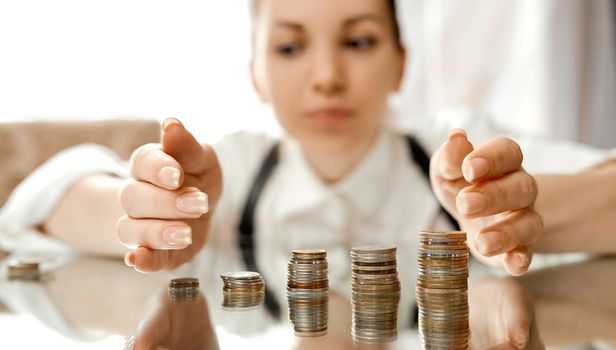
[{"left": 0, "top": 0, "right": 614, "bottom": 146}]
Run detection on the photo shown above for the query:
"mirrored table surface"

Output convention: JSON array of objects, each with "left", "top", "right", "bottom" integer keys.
[{"left": 1, "top": 249, "right": 615, "bottom": 350}]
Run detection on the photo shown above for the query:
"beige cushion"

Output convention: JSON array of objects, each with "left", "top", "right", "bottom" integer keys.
[{"left": 0, "top": 119, "right": 160, "bottom": 207}]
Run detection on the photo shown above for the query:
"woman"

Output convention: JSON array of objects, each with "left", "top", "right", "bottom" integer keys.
[{"left": 2, "top": 0, "right": 615, "bottom": 347}]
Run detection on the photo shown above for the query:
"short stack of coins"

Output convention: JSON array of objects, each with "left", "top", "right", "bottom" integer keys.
[
  {"left": 220, "top": 271, "right": 265, "bottom": 309},
  {"left": 350, "top": 245, "right": 400, "bottom": 343},
  {"left": 169, "top": 277, "right": 200, "bottom": 302},
  {"left": 287, "top": 249, "right": 329, "bottom": 337},
  {"left": 416, "top": 231, "right": 470, "bottom": 349}
]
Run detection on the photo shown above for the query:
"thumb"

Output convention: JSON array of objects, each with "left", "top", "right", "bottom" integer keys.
[{"left": 161, "top": 118, "right": 211, "bottom": 175}]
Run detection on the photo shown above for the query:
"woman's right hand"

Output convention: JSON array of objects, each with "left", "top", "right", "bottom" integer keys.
[{"left": 117, "top": 118, "right": 222, "bottom": 272}]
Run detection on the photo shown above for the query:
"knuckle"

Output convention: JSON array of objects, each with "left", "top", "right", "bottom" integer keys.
[
  {"left": 115, "top": 215, "right": 130, "bottom": 244},
  {"left": 130, "top": 143, "right": 168, "bottom": 180},
  {"left": 152, "top": 190, "right": 170, "bottom": 214},
  {"left": 503, "top": 137, "right": 523, "bottom": 163},
  {"left": 528, "top": 175, "right": 538, "bottom": 199},
  {"left": 505, "top": 221, "right": 519, "bottom": 248},
  {"left": 532, "top": 210, "right": 544, "bottom": 236},
  {"left": 129, "top": 144, "right": 155, "bottom": 172},
  {"left": 119, "top": 181, "right": 139, "bottom": 213},
  {"left": 119, "top": 183, "right": 131, "bottom": 212},
  {"left": 519, "top": 173, "right": 538, "bottom": 203},
  {"left": 491, "top": 180, "right": 508, "bottom": 210}
]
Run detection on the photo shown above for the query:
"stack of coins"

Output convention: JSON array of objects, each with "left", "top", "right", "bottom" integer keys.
[
  {"left": 350, "top": 245, "right": 400, "bottom": 343},
  {"left": 169, "top": 277, "right": 200, "bottom": 301},
  {"left": 220, "top": 271, "right": 265, "bottom": 310},
  {"left": 416, "top": 231, "right": 470, "bottom": 349},
  {"left": 287, "top": 249, "right": 329, "bottom": 337},
  {"left": 7, "top": 260, "right": 40, "bottom": 281}
]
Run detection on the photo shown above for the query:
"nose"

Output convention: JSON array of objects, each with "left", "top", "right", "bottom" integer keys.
[{"left": 310, "top": 45, "right": 346, "bottom": 96}]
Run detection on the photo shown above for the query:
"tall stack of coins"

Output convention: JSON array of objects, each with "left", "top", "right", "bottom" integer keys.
[
  {"left": 220, "top": 271, "right": 265, "bottom": 310},
  {"left": 287, "top": 249, "right": 329, "bottom": 337},
  {"left": 169, "top": 277, "right": 200, "bottom": 302},
  {"left": 350, "top": 245, "right": 400, "bottom": 343},
  {"left": 416, "top": 231, "right": 470, "bottom": 349}
]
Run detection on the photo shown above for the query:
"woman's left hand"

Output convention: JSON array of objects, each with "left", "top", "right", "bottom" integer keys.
[{"left": 430, "top": 129, "right": 543, "bottom": 275}]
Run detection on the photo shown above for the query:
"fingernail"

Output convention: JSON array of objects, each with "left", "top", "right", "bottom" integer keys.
[
  {"left": 514, "top": 252, "right": 529, "bottom": 268},
  {"left": 456, "top": 192, "right": 486, "bottom": 215},
  {"left": 475, "top": 231, "right": 504, "bottom": 255},
  {"left": 176, "top": 191, "right": 208, "bottom": 214},
  {"left": 163, "top": 226, "right": 192, "bottom": 246},
  {"left": 512, "top": 329, "right": 529, "bottom": 349},
  {"left": 124, "top": 252, "right": 134, "bottom": 267},
  {"left": 162, "top": 118, "right": 183, "bottom": 131},
  {"left": 462, "top": 157, "right": 489, "bottom": 182},
  {"left": 159, "top": 166, "right": 180, "bottom": 188},
  {"left": 448, "top": 128, "right": 467, "bottom": 141}
]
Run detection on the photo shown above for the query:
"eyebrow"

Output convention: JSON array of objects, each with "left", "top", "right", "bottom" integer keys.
[
  {"left": 273, "top": 14, "right": 385, "bottom": 32},
  {"left": 343, "top": 14, "right": 385, "bottom": 27}
]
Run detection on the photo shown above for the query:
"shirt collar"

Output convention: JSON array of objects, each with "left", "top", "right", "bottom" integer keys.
[{"left": 273, "top": 129, "right": 395, "bottom": 221}]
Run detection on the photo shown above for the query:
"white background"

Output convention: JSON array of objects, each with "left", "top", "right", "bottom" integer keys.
[
  {"left": 0, "top": 0, "right": 279, "bottom": 143},
  {"left": 0, "top": 0, "right": 614, "bottom": 146}
]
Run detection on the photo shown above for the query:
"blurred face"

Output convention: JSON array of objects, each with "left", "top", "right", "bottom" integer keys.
[{"left": 251, "top": 0, "right": 405, "bottom": 153}]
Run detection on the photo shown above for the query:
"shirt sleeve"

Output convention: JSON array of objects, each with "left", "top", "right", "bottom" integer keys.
[{"left": 0, "top": 144, "right": 129, "bottom": 252}]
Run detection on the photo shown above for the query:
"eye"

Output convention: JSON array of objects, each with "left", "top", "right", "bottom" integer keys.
[
  {"left": 276, "top": 43, "right": 301, "bottom": 56},
  {"left": 345, "top": 37, "right": 376, "bottom": 50}
]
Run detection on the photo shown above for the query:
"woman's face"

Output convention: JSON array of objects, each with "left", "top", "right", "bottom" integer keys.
[{"left": 251, "top": 0, "right": 405, "bottom": 153}]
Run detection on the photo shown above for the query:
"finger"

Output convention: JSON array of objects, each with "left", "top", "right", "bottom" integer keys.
[
  {"left": 162, "top": 118, "right": 213, "bottom": 175},
  {"left": 120, "top": 182, "right": 209, "bottom": 219},
  {"left": 124, "top": 247, "right": 180, "bottom": 273},
  {"left": 474, "top": 209, "right": 543, "bottom": 257},
  {"left": 502, "top": 246, "right": 533, "bottom": 276},
  {"left": 429, "top": 130, "right": 473, "bottom": 214},
  {"left": 462, "top": 137, "right": 523, "bottom": 183},
  {"left": 130, "top": 143, "right": 184, "bottom": 190},
  {"left": 117, "top": 215, "right": 192, "bottom": 250},
  {"left": 133, "top": 313, "right": 170, "bottom": 350},
  {"left": 456, "top": 170, "right": 537, "bottom": 217},
  {"left": 526, "top": 319, "right": 545, "bottom": 350},
  {"left": 501, "top": 280, "right": 532, "bottom": 349},
  {"left": 432, "top": 129, "right": 474, "bottom": 181}
]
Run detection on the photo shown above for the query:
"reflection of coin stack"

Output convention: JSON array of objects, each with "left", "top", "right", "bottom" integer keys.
[
  {"left": 169, "top": 277, "right": 200, "bottom": 302},
  {"left": 7, "top": 260, "right": 40, "bottom": 281},
  {"left": 351, "top": 245, "right": 400, "bottom": 343},
  {"left": 287, "top": 249, "right": 329, "bottom": 337},
  {"left": 416, "top": 231, "right": 470, "bottom": 350},
  {"left": 220, "top": 271, "right": 265, "bottom": 310}
]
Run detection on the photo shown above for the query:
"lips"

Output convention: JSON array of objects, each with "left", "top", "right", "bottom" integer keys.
[{"left": 308, "top": 108, "right": 354, "bottom": 123}]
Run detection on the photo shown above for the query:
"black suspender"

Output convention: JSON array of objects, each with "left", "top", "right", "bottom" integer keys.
[
  {"left": 405, "top": 136, "right": 460, "bottom": 230},
  {"left": 238, "top": 142, "right": 282, "bottom": 318},
  {"left": 237, "top": 135, "right": 460, "bottom": 319}
]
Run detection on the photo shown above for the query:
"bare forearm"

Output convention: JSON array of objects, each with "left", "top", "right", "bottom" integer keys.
[
  {"left": 533, "top": 158, "right": 616, "bottom": 253},
  {"left": 41, "top": 174, "right": 128, "bottom": 257}
]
